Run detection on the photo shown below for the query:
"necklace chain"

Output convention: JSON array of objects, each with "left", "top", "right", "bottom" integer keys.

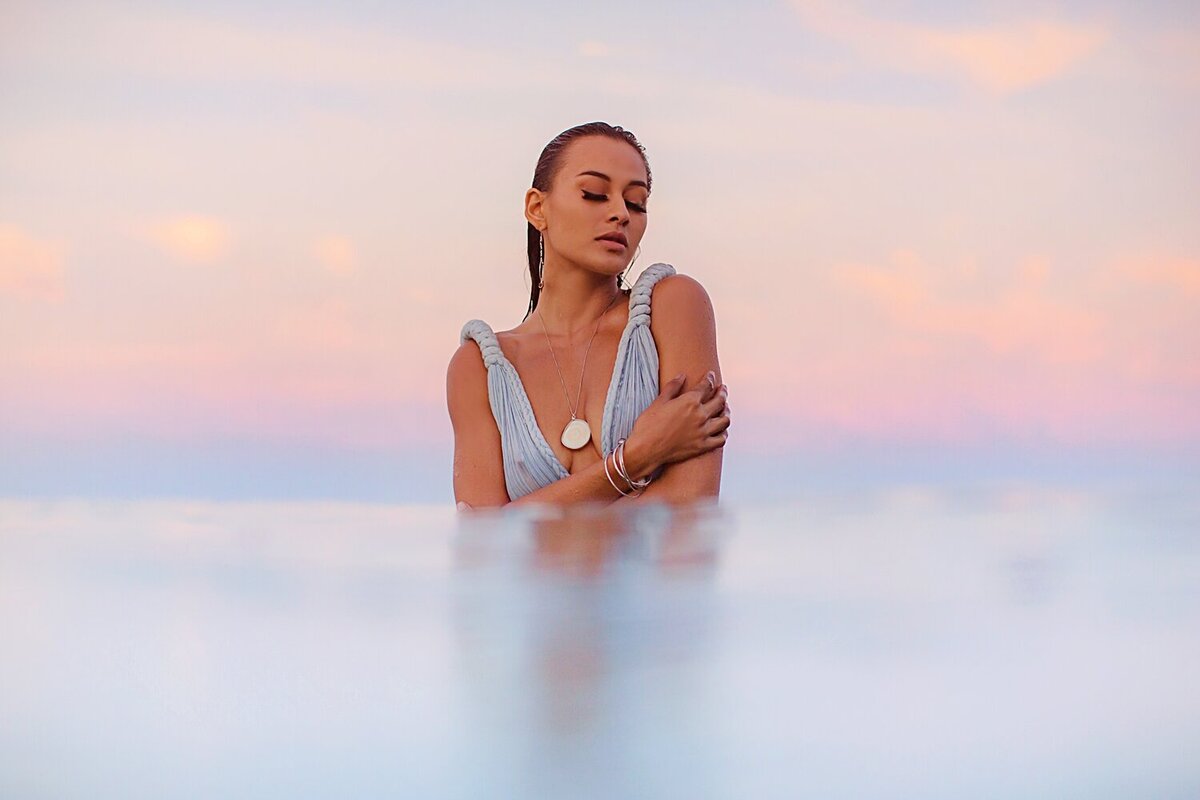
[{"left": 536, "top": 291, "right": 620, "bottom": 420}]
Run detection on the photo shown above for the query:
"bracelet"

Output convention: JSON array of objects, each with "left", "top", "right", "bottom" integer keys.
[
  {"left": 617, "top": 441, "right": 650, "bottom": 489},
  {"left": 615, "top": 438, "right": 652, "bottom": 491},
  {"left": 603, "top": 448, "right": 635, "bottom": 496}
]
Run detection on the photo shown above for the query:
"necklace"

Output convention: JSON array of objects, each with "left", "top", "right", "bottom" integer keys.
[{"left": 535, "top": 290, "right": 621, "bottom": 450}]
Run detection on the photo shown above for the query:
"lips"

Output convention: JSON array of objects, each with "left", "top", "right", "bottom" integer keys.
[{"left": 596, "top": 232, "right": 628, "bottom": 247}]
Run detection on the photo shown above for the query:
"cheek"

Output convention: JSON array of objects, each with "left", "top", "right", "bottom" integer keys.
[
  {"left": 570, "top": 199, "right": 603, "bottom": 227},
  {"left": 546, "top": 202, "right": 589, "bottom": 243}
]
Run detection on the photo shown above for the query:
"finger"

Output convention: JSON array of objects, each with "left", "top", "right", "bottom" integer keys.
[
  {"left": 660, "top": 373, "right": 687, "bottom": 399},
  {"left": 687, "top": 370, "right": 717, "bottom": 402},
  {"left": 704, "top": 430, "right": 729, "bottom": 450},
  {"left": 705, "top": 413, "right": 730, "bottom": 435},
  {"left": 701, "top": 385, "right": 728, "bottom": 416}
]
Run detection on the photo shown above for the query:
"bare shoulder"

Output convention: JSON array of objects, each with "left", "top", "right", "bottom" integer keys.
[
  {"left": 446, "top": 338, "right": 489, "bottom": 417},
  {"left": 447, "top": 337, "right": 486, "bottom": 380},
  {"left": 647, "top": 270, "right": 721, "bottom": 385},
  {"left": 446, "top": 333, "right": 509, "bottom": 507},
  {"left": 650, "top": 271, "right": 717, "bottom": 333}
]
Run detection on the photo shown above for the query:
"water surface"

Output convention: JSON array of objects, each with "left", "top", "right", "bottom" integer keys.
[{"left": 1, "top": 487, "right": 1197, "bottom": 798}]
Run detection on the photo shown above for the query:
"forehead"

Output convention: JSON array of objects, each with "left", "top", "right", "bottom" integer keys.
[{"left": 559, "top": 136, "right": 648, "bottom": 186}]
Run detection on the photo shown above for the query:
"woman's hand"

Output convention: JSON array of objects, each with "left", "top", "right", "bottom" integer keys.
[{"left": 623, "top": 370, "right": 729, "bottom": 478}]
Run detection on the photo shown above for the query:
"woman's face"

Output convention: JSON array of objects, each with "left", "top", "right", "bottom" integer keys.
[{"left": 528, "top": 135, "right": 650, "bottom": 279}]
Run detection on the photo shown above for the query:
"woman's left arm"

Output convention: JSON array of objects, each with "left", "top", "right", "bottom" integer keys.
[{"left": 612, "top": 273, "right": 725, "bottom": 505}]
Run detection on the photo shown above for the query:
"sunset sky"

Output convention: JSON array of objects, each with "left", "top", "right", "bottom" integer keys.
[{"left": 2, "top": 1, "right": 1197, "bottom": 502}]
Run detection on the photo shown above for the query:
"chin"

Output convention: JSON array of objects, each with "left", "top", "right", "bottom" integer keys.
[{"left": 583, "top": 256, "right": 630, "bottom": 274}]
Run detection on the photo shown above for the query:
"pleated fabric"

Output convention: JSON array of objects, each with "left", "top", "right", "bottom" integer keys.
[
  {"left": 459, "top": 262, "right": 676, "bottom": 501},
  {"left": 598, "top": 262, "right": 674, "bottom": 456}
]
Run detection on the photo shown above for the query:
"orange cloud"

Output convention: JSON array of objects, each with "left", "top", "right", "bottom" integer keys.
[
  {"left": 577, "top": 41, "right": 610, "bottom": 58},
  {"left": 791, "top": 1, "right": 1109, "bottom": 93},
  {"left": 141, "top": 215, "right": 230, "bottom": 263},
  {"left": 0, "top": 223, "right": 66, "bottom": 302},
  {"left": 313, "top": 235, "right": 357, "bottom": 277},
  {"left": 1113, "top": 255, "right": 1200, "bottom": 294}
]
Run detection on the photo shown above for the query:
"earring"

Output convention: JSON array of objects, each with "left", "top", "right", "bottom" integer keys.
[
  {"left": 537, "top": 232, "right": 545, "bottom": 289},
  {"left": 619, "top": 244, "right": 641, "bottom": 290}
]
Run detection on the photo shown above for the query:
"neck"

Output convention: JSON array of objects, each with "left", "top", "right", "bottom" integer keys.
[{"left": 536, "top": 258, "right": 625, "bottom": 339}]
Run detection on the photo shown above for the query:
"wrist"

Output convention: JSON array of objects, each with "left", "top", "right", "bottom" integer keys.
[
  {"left": 621, "top": 433, "right": 658, "bottom": 481},
  {"left": 603, "top": 448, "right": 636, "bottom": 497}
]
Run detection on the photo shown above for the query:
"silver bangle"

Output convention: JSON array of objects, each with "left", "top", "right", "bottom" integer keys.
[
  {"left": 615, "top": 438, "right": 651, "bottom": 492},
  {"left": 604, "top": 447, "right": 634, "bottom": 496},
  {"left": 616, "top": 441, "right": 648, "bottom": 493}
]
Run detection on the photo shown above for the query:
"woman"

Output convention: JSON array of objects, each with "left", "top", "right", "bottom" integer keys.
[{"left": 447, "top": 122, "right": 730, "bottom": 509}]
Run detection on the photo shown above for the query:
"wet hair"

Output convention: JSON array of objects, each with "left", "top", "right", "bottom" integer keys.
[{"left": 524, "top": 122, "right": 652, "bottom": 320}]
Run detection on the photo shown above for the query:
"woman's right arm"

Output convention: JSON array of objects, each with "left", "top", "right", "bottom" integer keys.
[
  {"left": 447, "top": 341, "right": 666, "bottom": 510},
  {"left": 446, "top": 342, "right": 510, "bottom": 508}
]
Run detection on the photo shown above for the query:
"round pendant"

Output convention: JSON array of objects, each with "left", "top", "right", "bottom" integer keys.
[{"left": 561, "top": 417, "right": 592, "bottom": 450}]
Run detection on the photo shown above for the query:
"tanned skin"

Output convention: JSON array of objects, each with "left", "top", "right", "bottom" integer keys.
[{"left": 448, "top": 135, "right": 730, "bottom": 510}]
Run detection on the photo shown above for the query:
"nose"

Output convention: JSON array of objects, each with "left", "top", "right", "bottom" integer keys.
[{"left": 608, "top": 199, "right": 629, "bottom": 224}]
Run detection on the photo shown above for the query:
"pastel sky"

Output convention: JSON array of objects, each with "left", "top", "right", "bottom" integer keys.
[{"left": 2, "top": 0, "right": 1197, "bottom": 502}]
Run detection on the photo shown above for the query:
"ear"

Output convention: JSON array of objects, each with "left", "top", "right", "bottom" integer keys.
[{"left": 524, "top": 187, "right": 547, "bottom": 231}]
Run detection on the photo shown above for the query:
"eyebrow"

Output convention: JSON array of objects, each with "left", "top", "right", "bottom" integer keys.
[{"left": 576, "top": 170, "right": 649, "bottom": 190}]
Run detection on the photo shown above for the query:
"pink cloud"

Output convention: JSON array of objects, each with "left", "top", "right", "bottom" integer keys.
[
  {"left": 1, "top": 334, "right": 443, "bottom": 449},
  {"left": 269, "top": 297, "right": 363, "bottom": 351},
  {"left": 790, "top": 1, "right": 1110, "bottom": 93},
  {"left": 0, "top": 224, "right": 66, "bottom": 303},
  {"left": 831, "top": 250, "right": 1105, "bottom": 364},
  {"left": 716, "top": 249, "right": 1198, "bottom": 450}
]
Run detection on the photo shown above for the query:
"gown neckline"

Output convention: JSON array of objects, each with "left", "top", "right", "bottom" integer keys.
[{"left": 494, "top": 295, "right": 637, "bottom": 476}]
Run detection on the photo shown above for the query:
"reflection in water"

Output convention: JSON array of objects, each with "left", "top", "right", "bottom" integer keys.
[
  {"left": 0, "top": 488, "right": 1197, "bottom": 798},
  {"left": 449, "top": 501, "right": 730, "bottom": 797},
  {"left": 455, "top": 500, "right": 728, "bottom": 577}
]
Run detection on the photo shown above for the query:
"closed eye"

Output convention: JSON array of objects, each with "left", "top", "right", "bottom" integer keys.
[{"left": 583, "top": 190, "right": 647, "bottom": 214}]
